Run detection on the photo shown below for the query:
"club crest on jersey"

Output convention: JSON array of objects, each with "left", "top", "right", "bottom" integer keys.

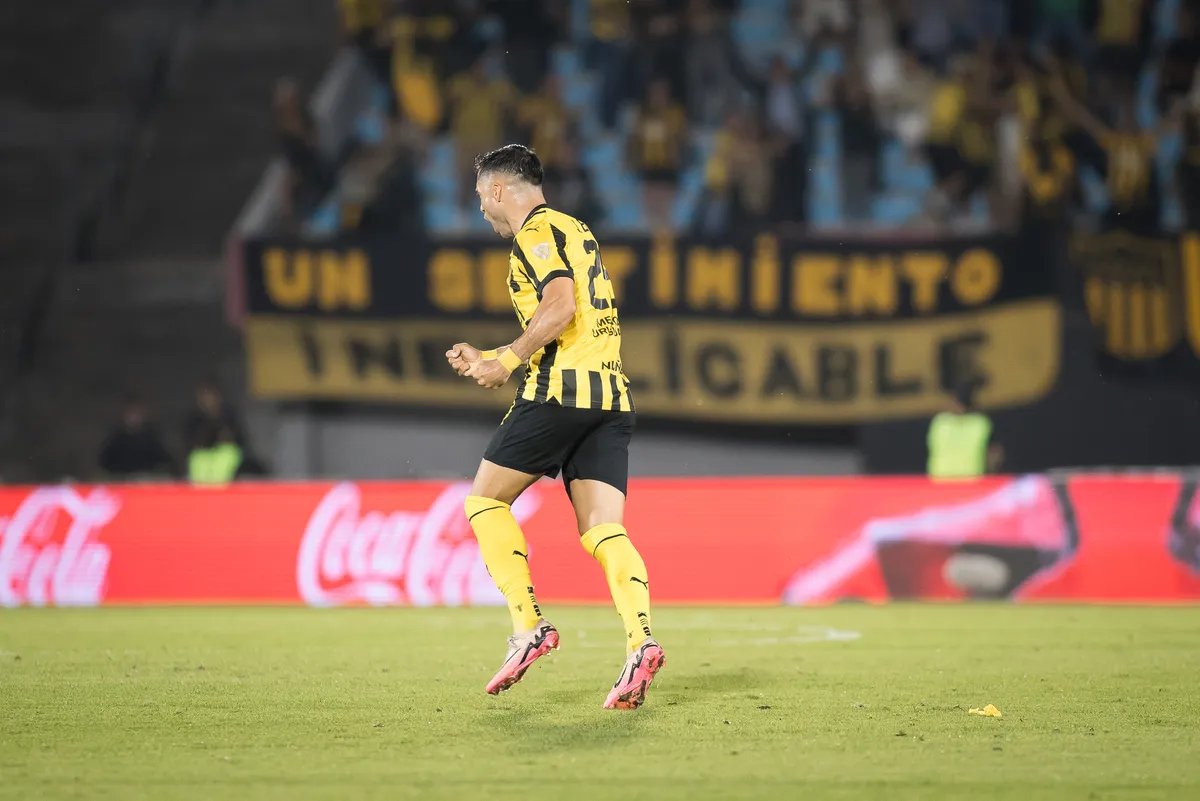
[{"left": 531, "top": 242, "right": 552, "bottom": 261}]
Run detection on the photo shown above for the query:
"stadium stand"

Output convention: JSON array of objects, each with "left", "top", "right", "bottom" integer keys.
[
  {"left": 1, "top": 0, "right": 336, "bottom": 482},
  {"left": 7, "top": 0, "right": 1200, "bottom": 481},
  {"left": 240, "top": 0, "right": 1196, "bottom": 239}
]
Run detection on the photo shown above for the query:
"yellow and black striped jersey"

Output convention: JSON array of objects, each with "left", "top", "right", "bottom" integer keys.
[
  {"left": 1099, "top": 132, "right": 1156, "bottom": 210},
  {"left": 508, "top": 204, "right": 634, "bottom": 412}
]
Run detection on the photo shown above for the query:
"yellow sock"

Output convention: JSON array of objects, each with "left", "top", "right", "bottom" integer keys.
[
  {"left": 580, "top": 524, "right": 652, "bottom": 653},
  {"left": 464, "top": 495, "right": 541, "bottom": 633}
]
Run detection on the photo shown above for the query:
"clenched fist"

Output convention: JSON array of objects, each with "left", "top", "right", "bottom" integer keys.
[{"left": 446, "top": 342, "right": 481, "bottom": 376}]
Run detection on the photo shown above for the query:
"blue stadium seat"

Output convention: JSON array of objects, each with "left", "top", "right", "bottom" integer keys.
[
  {"left": 969, "top": 193, "right": 990, "bottom": 225},
  {"left": 881, "top": 139, "right": 934, "bottom": 199},
  {"left": 810, "top": 163, "right": 838, "bottom": 194},
  {"left": 425, "top": 202, "right": 461, "bottom": 233},
  {"left": 570, "top": 0, "right": 590, "bottom": 41},
  {"left": 467, "top": 206, "right": 493, "bottom": 232},
  {"left": 563, "top": 74, "right": 597, "bottom": 111},
  {"left": 582, "top": 136, "right": 619, "bottom": 171},
  {"left": 609, "top": 199, "right": 645, "bottom": 230},
  {"left": 1138, "top": 67, "right": 1159, "bottom": 130},
  {"left": 672, "top": 138, "right": 711, "bottom": 231},
  {"left": 419, "top": 138, "right": 457, "bottom": 199},
  {"left": 892, "top": 167, "right": 933, "bottom": 194},
  {"left": 307, "top": 196, "right": 342, "bottom": 237},
  {"left": 1159, "top": 131, "right": 1183, "bottom": 177},
  {"left": 354, "top": 112, "right": 386, "bottom": 146},
  {"left": 731, "top": 0, "right": 788, "bottom": 70},
  {"left": 808, "top": 170, "right": 842, "bottom": 229},
  {"left": 871, "top": 193, "right": 923, "bottom": 226},
  {"left": 816, "top": 46, "right": 844, "bottom": 77},
  {"left": 370, "top": 85, "right": 391, "bottom": 115},
  {"left": 1158, "top": 0, "right": 1180, "bottom": 40},
  {"left": 419, "top": 172, "right": 457, "bottom": 197},
  {"left": 553, "top": 47, "right": 581, "bottom": 78},
  {"left": 780, "top": 38, "right": 804, "bottom": 70},
  {"left": 478, "top": 16, "right": 503, "bottom": 43},
  {"left": 1079, "top": 166, "right": 1108, "bottom": 212},
  {"left": 1163, "top": 195, "right": 1184, "bottom": 230},
  {"left": 807, "top": 108, "right": 844, "bottom": 227},
  {"left": 814, "top": 110, "right": 840, "bottom": 161}
]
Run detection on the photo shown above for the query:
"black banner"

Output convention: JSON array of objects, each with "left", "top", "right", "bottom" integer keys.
[
  {"left": 239, "top": 231, "right": 1063, "bottom": 424},
  {"left": 1069, "top": 229, "right": 1200, "bottom": 384}
]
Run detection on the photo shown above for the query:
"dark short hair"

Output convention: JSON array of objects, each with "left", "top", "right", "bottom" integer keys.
[{"left": 474, "top": 144, "right": 543, "bottom": 186}]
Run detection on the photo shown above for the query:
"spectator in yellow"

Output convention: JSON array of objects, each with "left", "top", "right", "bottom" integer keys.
[
  {"left": 924, "top": 55, "right": 969, "bottom": 217},
  {"left": 188, "top": 428, "right": 243, "bottom": 487},
  {"left": 447, "top": 54, "right": 516, "bottom": 203},
  {"left": 337, "top": 0, "right": 383, "bottom": 42},
  {"left": 1045, "top": 52, "right": 1185, "bottom": 235},
  {"left": 695, "top": 111, "right": 738, "bottom": 232},
  {"left": 388, "top": 13, "right": 451, "bottom": 132},
  {"left": 626, "top": 77, "right": 688, "bottom": 231},
  {"left": 517, "top": 75, "right": 570, "bottom": 170},
  {"left": 927, "top": 385, "right": 1003, "bottom": 479}
]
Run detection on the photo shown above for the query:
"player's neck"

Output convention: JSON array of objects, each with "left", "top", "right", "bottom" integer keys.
[{"left": 506, "top": 193, "right": 548, "bottom": 233}]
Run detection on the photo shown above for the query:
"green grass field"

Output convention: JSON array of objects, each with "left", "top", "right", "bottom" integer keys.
[{"left": 1, "top": 605, "right": 1198, "bottom": 800}]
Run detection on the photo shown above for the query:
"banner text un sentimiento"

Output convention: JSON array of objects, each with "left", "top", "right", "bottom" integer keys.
[{"left": 239, "top": 231, "right": 1062, "bottom": 423}]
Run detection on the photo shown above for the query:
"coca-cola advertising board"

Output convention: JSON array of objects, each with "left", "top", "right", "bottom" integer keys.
[{"left": 1, "top": 475, "right": 1198, "bottom": 608}]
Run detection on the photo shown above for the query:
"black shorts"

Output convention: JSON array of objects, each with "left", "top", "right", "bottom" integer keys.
[{"left": 483, "top": 400, "right": 635, "bottom": 495}]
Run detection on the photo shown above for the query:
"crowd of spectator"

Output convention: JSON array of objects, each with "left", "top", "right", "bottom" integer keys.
[
  {"left": 275, "top": 0, "right": 1200, "bottom": 237},
  {"left": 99, "top": 380, "right": 267, "bottom": 484}
]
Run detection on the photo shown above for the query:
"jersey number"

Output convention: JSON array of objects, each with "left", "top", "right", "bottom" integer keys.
[{"left": 583, "top": 239, "right": 613, "bottom": 311}]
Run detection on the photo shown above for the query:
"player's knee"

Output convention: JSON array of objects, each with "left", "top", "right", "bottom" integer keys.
[
  {"left": 464, "top": 494, "right": 508, "bottom": 524},
  {"left": 569, "top": 479, "right": 625, "bottom": 535},
  {"left": 576, "top": 508, "right": 624, "bottom": 537}
]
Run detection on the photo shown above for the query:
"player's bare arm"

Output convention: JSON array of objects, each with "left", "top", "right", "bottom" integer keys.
[
  {"left": 464, "top": 277, "right": 576, "bottom": 390},
  {"left": 503, "top": 275, "right": 577, "bottom": 363}
]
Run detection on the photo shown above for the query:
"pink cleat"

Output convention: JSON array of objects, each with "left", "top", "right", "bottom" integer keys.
[
  {"left": 485, "top": 619, "right": 560, "bottom": 695},
  {"left": 603, "top": 638, "right": 665, "bottom": 710}
]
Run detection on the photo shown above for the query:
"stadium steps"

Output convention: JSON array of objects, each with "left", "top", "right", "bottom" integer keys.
[
  {"left": 111, "top": 0, "right": 336, "bottom": 258},
  {"left": 2, "top": 258, "right": 246, "bottom": 482},
  {"left": 875, "top": 137, "right": 933, "bottom": 226},
  {"left": 0, "top": 1, "right": 202, "bottom": 472},
  {"left": 419, "top": 137, "right": 464, "bottom": 233},
  {"left": 803, "top": 33, "right": 850, "bottom": 230},
  {"left": 0, "top": 0, "right": 166, "bottom": 112},
  {"left": 0, "top": 1, "right": 168, "bottom": 270},
  {"left": 582, "top": 135, "right": 645, "bottom": 231},
  {"left": 672, "top": 130, "right": 716, "bottom": 230},
  {"left": 808, "top": 111, "right": 842, "bottom": 228},
  {"left": 732, "top": 0, "right": 789, "bottom": 72}
]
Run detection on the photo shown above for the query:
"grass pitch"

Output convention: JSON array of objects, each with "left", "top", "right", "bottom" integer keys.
[{"left": 1, "top": 605, "right": 1198, "bottom": 801}]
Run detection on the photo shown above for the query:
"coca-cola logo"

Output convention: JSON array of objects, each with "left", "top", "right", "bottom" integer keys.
[
  {"left": 0, "top": 487, "right": 118, "bottom": 607},
  {"left": 296, "top": 482, "right": 541, "bottom": 607}
]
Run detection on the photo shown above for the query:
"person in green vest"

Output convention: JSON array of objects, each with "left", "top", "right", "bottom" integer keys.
[
  {"left": 927, "top": 385, "right": 1004, "bottom": 479},
  {"left": 188, "top": 427, "right": 244, "bottom": 486}
]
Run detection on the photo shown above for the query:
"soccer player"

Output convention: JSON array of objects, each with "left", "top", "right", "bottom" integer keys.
[{"left": 445, "top": 144, "right": 664, "bottom": 710}]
